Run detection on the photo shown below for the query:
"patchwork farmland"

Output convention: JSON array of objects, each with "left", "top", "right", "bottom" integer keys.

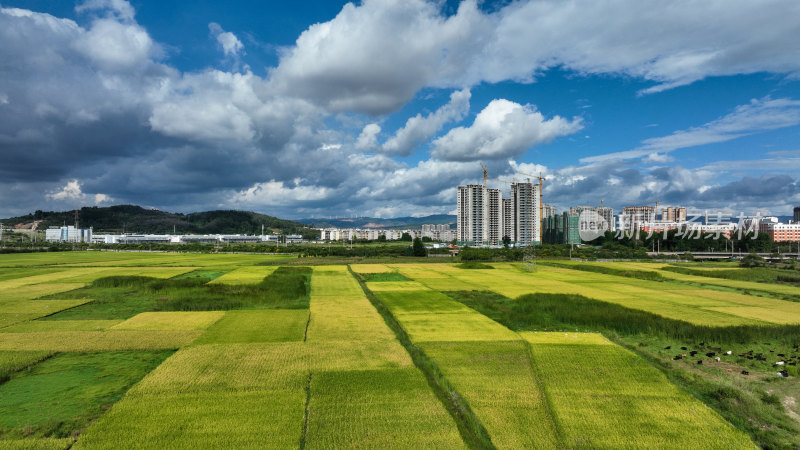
[{"left": 1, "top": 252, "right": 798, "bottom": 448}]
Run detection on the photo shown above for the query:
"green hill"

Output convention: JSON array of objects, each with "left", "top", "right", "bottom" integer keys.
[{"left": 3, "top": 205, "right": 318, "bottom": 239}]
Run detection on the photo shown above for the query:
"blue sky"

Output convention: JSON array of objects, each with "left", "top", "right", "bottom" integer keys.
[{"left": 1, "top": 0, "right": 799, "bottom": 219}]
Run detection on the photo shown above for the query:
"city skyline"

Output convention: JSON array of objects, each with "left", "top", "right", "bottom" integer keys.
[{"left": 1, "top": 0, "right": 799, "bottom": 219}]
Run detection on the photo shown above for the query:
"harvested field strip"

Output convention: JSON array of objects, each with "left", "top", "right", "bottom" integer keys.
[
  {"left": 193, "top": 310, "right": 308, "bottom": 344},
  {"left": 0, "top": 330, "right": 202, "bottom": 351},
  {"left": 109, "top": 311, "right": 225, "bottom": 331},
  {"left": 520, "top": 332, "right": 753, "bottom": 448},
  {"left": 304, "top": 368, "right": 466, "bottom": 449},
  {"left": 207, "top": 266, "right": 278, "bottom": 285}
]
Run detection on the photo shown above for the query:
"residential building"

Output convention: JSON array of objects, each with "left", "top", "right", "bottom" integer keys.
[
  {"left": 487, "top": 188, "right": 502, "bottom": 245},
  {"left": 502, "top": 198, "right": 514, "bottom": 242},
  {"left": 511, "top": 181, "right": 540, "bottom": 245},
  {"left": 457, "top": 184, "right": 503, "bottom": 245},
  {"left": 542, "top": 204, "right": 557, "bottom": 219},
  {"left": 621, "top": 206, "right": 656, "bottom": 231},
  {"left": 570, "top": 206, "right": 614, "bottom": 232},
  {"left": 542, "top": 212, "right": 580, "bottom": 244},
  {"left": 662, "top": 207, "right": 687, "bottom": 222}
]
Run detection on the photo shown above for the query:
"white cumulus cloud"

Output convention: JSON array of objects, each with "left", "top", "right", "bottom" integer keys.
[
  {"left": 381, "top": 89, "right": 471, "bottom": 156},
  {"left": 209, "top": 22, "right": 244, "bottom": 57},
  {"left": 355, "top": 123, "right": 381, "bottom": 150},
  {"left": 431, "top": 99, "right": 583, "bottom": 161}
]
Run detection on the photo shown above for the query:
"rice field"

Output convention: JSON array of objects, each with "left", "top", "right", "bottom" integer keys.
[
  {"left": 207, "top": 266, "right": 278, "bottom": 284},
  {"left": 556, "top": 260, "right": 800, "bottom": 297},
  {"left": 388, "top": 262, "right": 800, "bottom": 326},
  {"left": 521, "top": 332, "right": 752, "bottom": 448},
  {"left": 3, "top": 253, "right": 794, "bottom": 447}
]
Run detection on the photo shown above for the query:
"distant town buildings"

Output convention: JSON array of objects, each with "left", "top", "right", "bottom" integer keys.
[
  {"left": 760, "top": 217, "right": 800, "bottom": 242},
  {"left": 570, "top": 206, "right": 615, "bottom": 233},
  {"left": 317, "top": 226, "right": 455, "bottom": 242},
  {"left": 82, "top": 233, "right": 305, "bottom": 245}
]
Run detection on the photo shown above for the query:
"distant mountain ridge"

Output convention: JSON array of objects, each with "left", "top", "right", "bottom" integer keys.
[
  {"left": 298, "top": 214, "right": 456, "bottom": 230},
  {"left": 2, "top": 205, "right": 317, "bottom": 238}
]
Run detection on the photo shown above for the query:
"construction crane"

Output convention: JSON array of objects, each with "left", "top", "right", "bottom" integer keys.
[{"left": 480, "top": 163, "right": 488, "bottom": 187}]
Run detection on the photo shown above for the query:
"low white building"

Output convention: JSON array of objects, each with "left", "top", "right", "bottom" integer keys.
[{"left": 45, "top": 226, "right": 92, "bottom": 243}]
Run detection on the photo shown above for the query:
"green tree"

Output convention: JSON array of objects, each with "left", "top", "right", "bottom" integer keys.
[
  {"left": 412, "top": 237, "right": 427, "bottom": 257},
  {"left": 400, "top": 232, "right": 412, "bottom": 241},
  {"left": 740, "top": 253, "right": 765, "bottom": 268}
]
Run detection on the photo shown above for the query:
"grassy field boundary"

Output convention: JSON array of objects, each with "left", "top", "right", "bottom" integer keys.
[
  {"left": 348, "top": 266, "right": 495, "bottom": 450},
  {"left": 539, "top": 261, "right": 664, "bottom": 281},
  {"left": 299, "top": 372, "right": 312, "bottom": 449}
]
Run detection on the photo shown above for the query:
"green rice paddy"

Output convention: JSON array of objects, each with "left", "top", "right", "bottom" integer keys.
[{"left": 2, "top": 252, "right": 798, "bottom": 448}]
